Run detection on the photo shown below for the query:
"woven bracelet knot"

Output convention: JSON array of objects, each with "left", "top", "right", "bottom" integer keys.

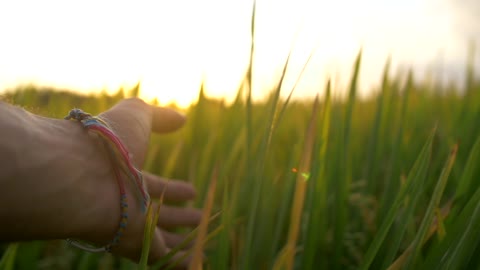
[
  {"left": 64, "top": 108, "right": 91, "bottom": 121},
  {"left": 64, "top": 108, "right": 150, "bottom": 253}
]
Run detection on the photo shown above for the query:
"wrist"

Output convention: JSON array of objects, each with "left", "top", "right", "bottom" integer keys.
[
  {"left": 49, "top": 116, "right": 122, "bottom": 243},
  {"left": 0, "top": 104, "right": 119, "bottom": 241}
]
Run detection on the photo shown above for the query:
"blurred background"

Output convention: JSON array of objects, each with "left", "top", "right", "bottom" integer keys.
[{"left": 0, "top": 0, "right": 478, "bottom": 107}]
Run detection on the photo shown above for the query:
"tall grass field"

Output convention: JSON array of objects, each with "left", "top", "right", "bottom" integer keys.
[{"left": 1, "top": 12, "right": 480, "bottom": 270}]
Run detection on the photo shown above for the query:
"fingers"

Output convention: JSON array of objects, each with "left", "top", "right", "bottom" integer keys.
[
  {"left": 149, "top": 229, "right": 194, "bottom": 268},
  {"left": 115, "top": 227, "right": 194, "bottom": 267},
  {"left": 151, "top": 106, "right": 186, "bottom": 133},
  {"left": 110, "top": 208, "right": 197, "bottom": 268},
  {"left": 112, "top": 226, "right": 168, "bottom": 264},
  {"left": 161, "top": 229, "right": 194, "bottom": 249},
  {"left": 156, "top": 205, "right": 202, "bottom": 229},
  {"left": 144, "top": 172, "right": 196, "bottom": 202}
]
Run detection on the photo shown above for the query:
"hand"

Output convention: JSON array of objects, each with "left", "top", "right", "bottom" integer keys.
[
  {"left": 0, "top": 98, "right": 201, "bottom": 267},
  {"left": 75, "top": 98, "right": 202, "bottom": 266}
]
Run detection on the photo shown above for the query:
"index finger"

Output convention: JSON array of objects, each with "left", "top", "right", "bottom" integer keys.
[{"left": 144, "top": 172, "right": 196, "bottom": 203}]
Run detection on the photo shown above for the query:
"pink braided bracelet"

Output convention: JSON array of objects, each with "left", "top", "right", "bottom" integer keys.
[{"left": 64, "top": 108, "right": 150, "bottom": 252}]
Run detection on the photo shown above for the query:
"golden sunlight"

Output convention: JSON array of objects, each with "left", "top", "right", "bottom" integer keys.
[{"left": 0, "top": 0, "right": 476, "bottom": 107}]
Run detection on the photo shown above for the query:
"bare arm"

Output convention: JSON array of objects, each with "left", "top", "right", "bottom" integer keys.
[
  {"left": 0, "top": 101, "right": 103, "bottom": 239},
  {"left": 0, "top": 99, "right": 201, "bottom": 267}
]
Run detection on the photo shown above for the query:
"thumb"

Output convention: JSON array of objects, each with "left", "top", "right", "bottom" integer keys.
[
  {"left": 102, "top": 98, "right": 186, "bottom": 134},
  {"left": 151, "top": 106, "right": 187, "bottom": 134},
  {"left": 100, "top": 98, "right": 153, "bottom": 134}
]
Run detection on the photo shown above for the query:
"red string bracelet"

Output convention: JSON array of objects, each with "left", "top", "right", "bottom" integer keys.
[{"left": 64, "top": 108, "right": 150, "bottom": 252}]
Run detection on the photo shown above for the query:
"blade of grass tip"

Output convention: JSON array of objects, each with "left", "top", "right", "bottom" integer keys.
[
  {"left": 189, "top": 170, "right": 217, "bottom": 270},
  {"left": 403, "top": 144, "right": 457, "bottom": 269},
  {"left": 333, "top": 49, "right": 361, "bottom": 268},
  {"left": 0, "top": 243, "right": 19, "bottom": 270},
  {"left": 245, "top": 0, "right": 255, "bottom": 159},
  {"left": 242, "top": 1, "right": 255, "bottom": 267},
  {"left": 302, "top": 79, "right": 331, "bottom": 270},
  {"left": 243, "top": 8, "right": 295, "bottom": 269},
  {"left": 276, "top": 47, "right": 318, "bottom": 126},
  {"left": 245, "top": 37, "right": 304, "bottom": 268},
  {"left": 264, "top": 43, "right": 293, "bottom": 147},
  {"left": 360, "top": 128, "right": 435, "bottom": 270},
  {"left": 272, "top": 21, "right": 318, "bottom": 126},
  {"left": 283, "top": 94, "right": 320, "bottom": 270}
]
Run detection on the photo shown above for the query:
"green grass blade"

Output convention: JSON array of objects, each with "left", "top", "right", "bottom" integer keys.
[
  {"left": 210, "top": 176, "right": 231, "bottom": 270},
  {"left": 77, "top": 252, "right": 94, "bottom": 270},
  {"left": 275, "top": 48, "right": 318, "bottom": 126},
  {"left": 0, "top": 243, "right": 19, "bottom": 270},
  {"left": 442, "top": 193, "right": 480, "bottom": 269},
  {"left": 189, "top": 171, "right": 217, "bottom": 270},
  {"left": 268, "top": 144, "right": 301, "bottom": 268},
  {"left": 302, "top": 80, "right": 331, "bottom": 269},
  {"left": 15, "top": 242, "right": 43, "bottom": 270},
  {"left": 138, "top": 201, "right": 158, "bottom": 269},
  {"left": 360, "top": 129, "right": 435, "bottom": 270},
  {"left": 241, "top": 1, "right": 256, "bottom": 268},
  {"left": 364, "top": 58, "right": 390, "bottom": 194},
  {"left": 379, "top": 71, "right": 413, "bottom": 221},
  {"left": 282, "top": 95, "right": 320, "bottom": 269},
  {"left": 421, "top": 137, "right": 480, "bottom": 269},
  {"left": 403, "top": 144, "right": 457, "bottom": 268},
  {"left": 422, "top": 185, "right": 480, "bottom": 269},
  {"left": 452, "top": 135, "right": 480, "bottom": 215},
  {"left": 333, "top": 49, "right": 362, "bottom": 268}
]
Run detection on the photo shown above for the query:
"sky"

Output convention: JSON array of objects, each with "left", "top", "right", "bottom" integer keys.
[{"left": 0, "top": 0, "right": 479, "bottom": 107}]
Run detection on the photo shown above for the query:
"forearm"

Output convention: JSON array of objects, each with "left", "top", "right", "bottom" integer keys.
[
  {"left": 0, "top": 102, "right": 34, "bottom": 182},
  {"left": 0, "top": 102, "right": 117, "bottom": 241}
]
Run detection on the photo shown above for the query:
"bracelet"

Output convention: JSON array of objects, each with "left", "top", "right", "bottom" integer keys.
[{"left": 64, "top": 108, "right": 150, "bottom": 252}]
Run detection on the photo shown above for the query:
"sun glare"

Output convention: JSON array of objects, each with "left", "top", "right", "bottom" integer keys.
[{"left": 0, "top": 0, "right": 475, "bottom": 106}]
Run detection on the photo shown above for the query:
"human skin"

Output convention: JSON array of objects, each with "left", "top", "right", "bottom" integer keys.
[{"left": 0, "top": 98, "right": 202, "bottom": 267}]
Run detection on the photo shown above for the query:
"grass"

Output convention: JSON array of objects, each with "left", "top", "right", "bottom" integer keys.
[
  {"left": 2, "top": 54, "right": 480, "bottom": 270},
  {"left": 1, "top": 8, "right": 480, "bottom": 269}
]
